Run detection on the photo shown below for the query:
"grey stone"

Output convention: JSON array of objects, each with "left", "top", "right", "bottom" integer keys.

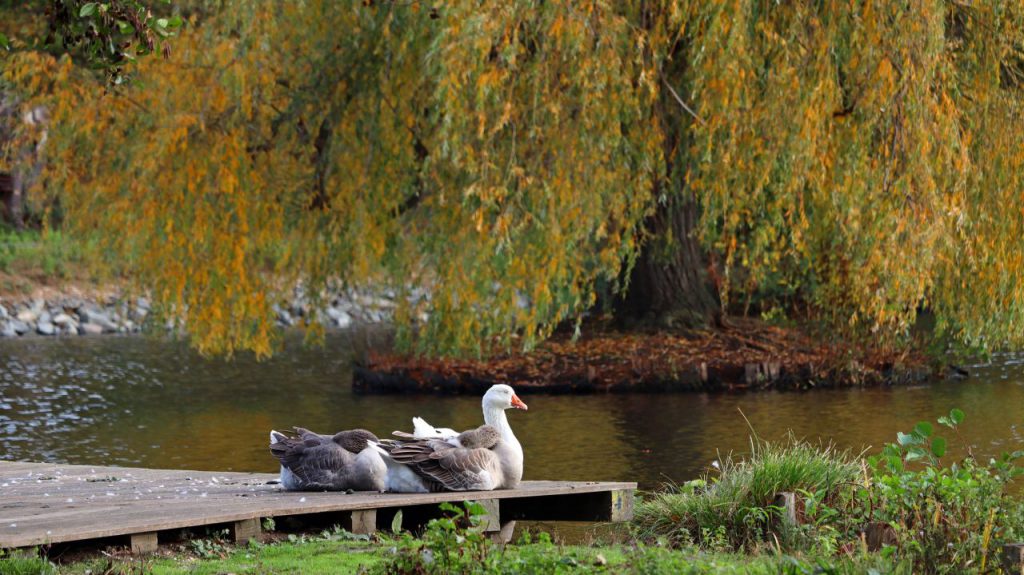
[
  {"left": 36, "top": 321, "right": 55, "bottom": 336},
  {"left": 136, "top": 297, "right": 151, "bottom": 310},
  {"left": 60, "top": 297, "right": 84, "bottom": 311},
  {"left": 52, "top": 313, "right": 76, "bottom": 328},
  {"left": 79, "top": 305, "right": 117, "bottom": 329},
  {"left": 38, "top": 310, "right": 51, "bottom": 325},
  {"left": 131, "top": 306, "right": 149, "bottom": 322},
  {"left": 275, "top": 306, "right": 293, "bottom": 326},
  {"left": 80, "top": 323, "right": 104, "bottom": 335},
  {"left": 289, "top": 297, "right": 307, "bottom": 318},
  {"left": 80, "top": 308, "right": 118, "bottom": 333},
  {"left": 0, "top": 321, "right": 16, "bottom": 337},
  {"left": 372, "top": 297, "right": 395, "bottom": 309},
  {"left": 16, "top": 308, "right": 38, "bottom": 323},
  {"left": 77, "top": 305, "right": 100, "bottom": 322},
  {"left": 333, "top": 310, "right": 352, "bottom": 329},
  {"left": 0, "top": 304, "right": 8, "bottom": 319},
  {"left": 9, "top": 319, "right": 29, "bottom": 335}
]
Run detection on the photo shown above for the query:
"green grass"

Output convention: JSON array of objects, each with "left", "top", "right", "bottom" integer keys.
[
  {"left": 0, "top": 227, "right": 118, "bottom": 296},
  {"left": 0, "top": 226, "right": 99, "bottom": 284},
  {"left": 0, "top": 552, "right": 58, "bottom": 574},
  {"left": 1, "top": 539, "right": 910, "bottom": 575},
  {"left": 633, "top": 435, "right": 860, "bottom": 550}
]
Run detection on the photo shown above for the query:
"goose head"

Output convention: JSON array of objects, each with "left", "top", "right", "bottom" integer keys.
[{"left": 483, "top": 384, "right": 528, "bottom": 412}]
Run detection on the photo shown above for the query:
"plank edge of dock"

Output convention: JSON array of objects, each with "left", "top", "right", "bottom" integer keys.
[{"left": 1, "top": 461, "right": 636, "bottom": 551}]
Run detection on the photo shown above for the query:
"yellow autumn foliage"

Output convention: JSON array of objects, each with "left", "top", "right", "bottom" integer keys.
[{"left": 1, "top": 1, "right": 1023, "bottom": 357}]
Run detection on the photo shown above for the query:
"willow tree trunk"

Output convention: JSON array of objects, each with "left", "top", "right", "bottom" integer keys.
[{"left": 620, "top": 193, "right": 721, "bottom": 328}]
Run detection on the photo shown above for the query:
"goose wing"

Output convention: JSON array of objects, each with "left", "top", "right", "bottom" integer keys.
[
  {"left": 385, "top": 439, "right": 500, "bottom": 491},
  {"left": 270, "top": 434, "right": 356, "bottom": 490}
]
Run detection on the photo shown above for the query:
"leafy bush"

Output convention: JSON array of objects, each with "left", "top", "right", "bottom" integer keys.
[
  {"left": 633, "top": 435, "right": 860, "bottom": 550},
  {"left": 379, "top": 501, "right": 494, "bottom": 575},
  {"left": 635, "top": 409, "right": 1024, "bottom": 574},
  {"left": 845, "top": 409, "right": 1024, "bottom": 574}
]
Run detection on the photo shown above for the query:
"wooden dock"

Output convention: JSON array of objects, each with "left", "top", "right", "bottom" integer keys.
[{"left": 0, "top": 461, "right": 635, "bottom": 552}]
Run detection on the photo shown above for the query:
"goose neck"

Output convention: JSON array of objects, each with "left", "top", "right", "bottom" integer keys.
[{"left": 483, "top": 406, "right": 519, "bottom": 448}]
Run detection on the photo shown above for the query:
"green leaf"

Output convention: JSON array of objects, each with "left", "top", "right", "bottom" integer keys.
[
  {"left": 391, "top": 509, "right": 403, "bottom": 533},
  {"left": 931, "top": 436, "right": 947, "bottom": 458},
  {"left": 156, "top": 18, "right": 169, "bottom": 28},
  {"left": 897, "top": 432, "right": 918, "bottom": 446},
  {"left": 79, "top": 2, "right": 98, "bottom": 17},
  {"left": 950, "top": 408, "right": 965, "bottom": 425},
  {"left": 167, "top": 15, "right": 184, "bottom": 29},
  {"left": 0, "top": 33, "right": 8, "bottom": 50},
  {"left": 905, "top": 447, "right": 928, "bottom": 462},
  {"left": 914, "top": 422, "right": 933, "bottom": 438}
]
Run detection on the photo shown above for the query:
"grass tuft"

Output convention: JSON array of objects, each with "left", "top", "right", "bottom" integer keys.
[{"left": 633, "top": 434, "right": 860, "bottom": 550}]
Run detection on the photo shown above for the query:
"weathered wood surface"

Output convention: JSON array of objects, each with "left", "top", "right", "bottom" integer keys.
[{"left": 0, "top": 461, "right": 635, "bottom": 549}]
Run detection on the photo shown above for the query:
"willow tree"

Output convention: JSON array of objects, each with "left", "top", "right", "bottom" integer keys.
[{"left": 3, "top": 0, "right": 1024, "bottom": 357}]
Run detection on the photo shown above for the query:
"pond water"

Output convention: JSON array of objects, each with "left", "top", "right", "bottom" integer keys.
[{"left": 2, "top": 333, "right": 1024, "bottom": 490}]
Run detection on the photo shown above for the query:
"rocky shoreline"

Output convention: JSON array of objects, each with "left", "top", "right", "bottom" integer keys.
[{"left": 0, "top": 286, "right": 399, "bottom": 338}]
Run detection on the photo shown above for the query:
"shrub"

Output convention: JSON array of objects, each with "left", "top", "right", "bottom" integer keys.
[
  {"left": 633, "top": 435, "right": 860, "bottom": 550},
  {"left": 845, "top": 409, "right": 1024, "bottom": 574},
  {"left": 635, "top": 409, "right": 1024, "bottom": 574}
]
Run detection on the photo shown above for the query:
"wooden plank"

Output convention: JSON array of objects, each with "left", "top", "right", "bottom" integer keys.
[
  {"left": 0, "top": 462, "right": 636, "bottom": 549},
  {"left": 129, "top": 532, "right": 157, "bottom": 554}
]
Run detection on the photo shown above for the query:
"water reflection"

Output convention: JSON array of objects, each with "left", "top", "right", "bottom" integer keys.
[{"left": 2, "top": 335, "right": 1024, "bottom": 489}]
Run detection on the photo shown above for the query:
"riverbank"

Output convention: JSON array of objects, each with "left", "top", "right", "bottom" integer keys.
[
  {"left": 354, "top": 317, "right": 939, "bottom": 394},
  {"left": 0, "top": 231, "right": 945, "bottom": 393},
  {"left": 0, "top": 281, "right": 944, "bottom": 392}
]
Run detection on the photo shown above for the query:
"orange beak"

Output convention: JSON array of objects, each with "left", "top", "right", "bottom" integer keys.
[{"left": 511, "top": 394, "right": 528, "bottom": 411}]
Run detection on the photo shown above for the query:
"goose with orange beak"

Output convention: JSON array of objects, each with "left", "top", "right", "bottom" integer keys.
[{"left": 374, "top": 384, "right": 528, "bottom": 491}]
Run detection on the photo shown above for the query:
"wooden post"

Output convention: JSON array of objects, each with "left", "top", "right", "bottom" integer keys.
[
  {"left": 609, "top": 489, "right": 634, "bottom": 523},
  {"left": 863, "top": 522, "right": 897, "bottom": 551},
  {"left": 1003, "top": 543, "right": 1024, "bottom": 574},
  {"left": 230, "top": 518, "right": 261, "bottom": 543},
  {"left": 343, "top": 509, "right": 377, "bottom": 535},
  {"left": 773, "top": 492, "right": 797, "bottom": 527},
  {"left": 489, "top": 521, "right": 516, "bottom": 545},
  {"left": 129, "top": 531, "right": 158, "bottom": 554},
  {"left": 475, "top": 499, "right": 500, "bottom": 533}
]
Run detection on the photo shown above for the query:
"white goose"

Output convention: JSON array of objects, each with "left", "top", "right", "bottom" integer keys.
[
  {"left": 375, "top": 384, "right": 528, "bottom": 492},
  {"left": 392, "top": 416, "right": 460, "bottom": 443}
]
